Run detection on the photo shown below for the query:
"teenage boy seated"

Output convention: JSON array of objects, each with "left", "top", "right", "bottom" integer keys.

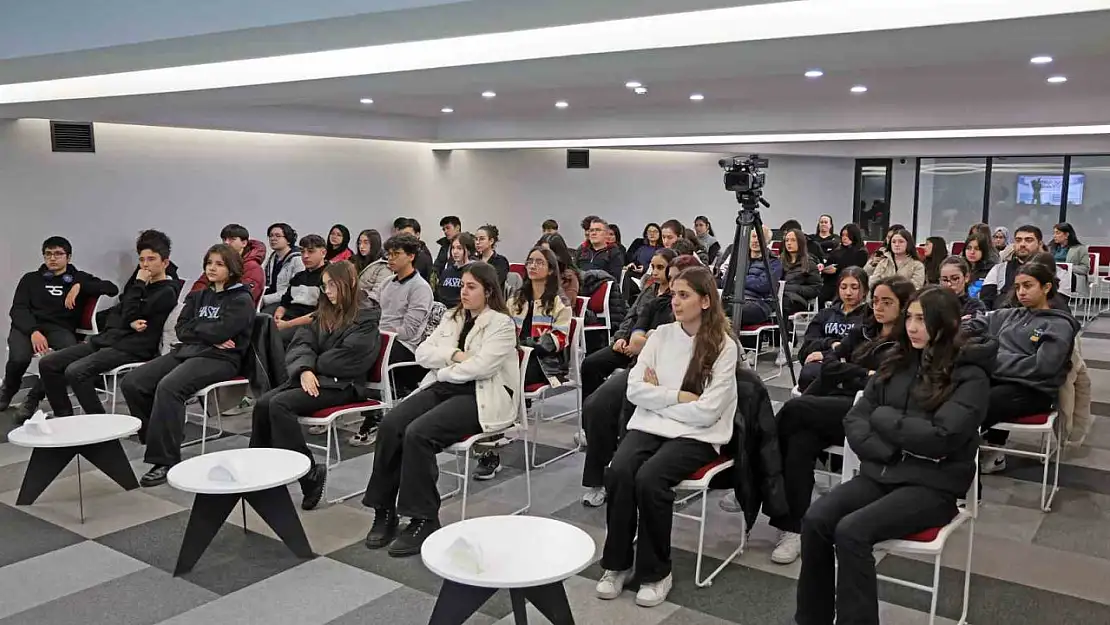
[
  {"left": 121, "top": 244, "right": 256, "bottom": 486},
  {"left": 542, "top": 219, "right": 559, "bottom": 236},
  {"left": 95, "top": 229, "right": 182, "bottom": 331},
  {"left": 2, "top": 236, "right": 119, "bottom": 420},
  {"left": 379, "top": 234, "right": 435, "bottom": 393},
  {"left": 274, "top": 234, "right": 328, "bottom": 345},
  {"left": 40, "top": 230, "right": 183, "bottom": 417},
  {"left": 396, "top": 218, "right": 436, "bottom": 282},
  {"left": 191, "top": 223, "right": 267, "bottom": 306}
]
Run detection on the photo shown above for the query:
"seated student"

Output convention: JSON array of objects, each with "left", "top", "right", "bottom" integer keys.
[
  {"left": 96, "top": 230, "right": 182, "bottom": 331},
  {"left": 796, "top": 286, "right": 993, "bottom": 625},
  {"left": 694, "top": 216, "right": 720, "bottom": 264},
  {"left": 595, "top": 265, "right": 738, "bottom": 607},
  {"left": 781, "top": 219, "right": 827, "bottom": 263},
  {"left": 395, "top": 218, "right": 435, "bottom": 282},
  {"left": 581, "top": 252, "right": 694, "bottom": 507},
  {"left": 719, "top": 227, "right": 782, "bottom": 326},
  {"left": 938, "top": 256, "right": 987, "bottom": 318},
  {"left": 812, "top": 214, "right": 838, "bottom": 260},
  {"left": 40, "top": 231, "right": 182, "bottom": 417},
  {"left": 923, "top": 236, "right": 948, "bottom": 285},
  {"left": 770, "top": 276, "right": 912, "bottom": 565},
  {"left": 434, "top": 216, "right": 461, "bottom": 280},
  {"left": 577, "top": 217, "right": 625, "bottom": 280},
  {"left": 797, "top": 267, "right": 871, "bottom": 391},
  {"left": 781, "top": 228, "right": 823, "bottom": 317},
  {"left": 361, "top": 262, "right": 518, "bottom": 556},
  {"left": 960, "top": 231, "right": 996, "bottom": 299},
  {"left": 121, "top": 244, "right": 256, "bottom": 486},
  {"left": 820, "top": 223, "right": 869, "bottom": 305},
  {"left": 326, "top": 224, "right": 353, "bottom": 263},
  {"left": 864, "top": 227, "right": 925, "bottom": 289},
  {"left": 475, "top": 224, "right": 511, "bottom": 288},
  {"left": 964, "top": 261, "right": 1079, "bottom": 474},
  {"left": 538, "top": 233, "right": 581, "bottom": 303},
  {"left": 2, "top": 236, "right": 119, "bottom": 419},
  {"left": 274, "top": 234, "right": 329, "bottom": 344},
  {"left": 436, "top": 233, "right": 477, "bottom": 308},
  {"left": 980, "top": 224, "right": 1043, "bottom": 309},
  {"left": 542, "top": 219, "right": 559, "bottom": 236},
  {"left": 261, "top": 223, "right": 304, "bottom": 314},
  {"left": 192, "top": 224, "right": 266, "bottom": 306},
  {"left": 378, "top": 233, "right": 435, "bottom": 392},
  {"left": 354, "top": 229, "right": 392, "bottom": 305},
  {"left": 249, "top": 260, "right": 379, "bottom": 510}
]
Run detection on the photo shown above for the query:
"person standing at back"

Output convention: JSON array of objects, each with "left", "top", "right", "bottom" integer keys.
[
  {"left": 812, "top": 215, "right": 838, "bottom": 260},
  {"left": 261, "top": 223, "right": 304, "bottom": 314},
  {"left": 434, "top": 216, "right": 461, "bottom": 280}
]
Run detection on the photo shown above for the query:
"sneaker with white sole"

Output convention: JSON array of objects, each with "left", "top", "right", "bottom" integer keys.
[
  {"left": 307, "top": 424, "right": 328, "bottom": 435},
  {"left": 572, "top": 429, "right": 587, "bottom": 449},
  {"left": 719, "top": 492, "right": 742, "bottom": 513},
  {"left": 582, "top": 487, "right": 606, "bottom": 507},
  {"left": 979, "top": 449, "right": 1007, "bottom": 474},
  {"left": 635, "top": 574, "right": 672, "bottom": 607},
  {"left": 595, "top": 569, "right": 632, "bottom": 599},
  {"left": 771, "top": 531, "right": 801, "bottom": 564},
  {"left": 349, "top": 428, "right": 377, "bottom": 447},
  {"left": 474, "top": 451, "right": 502, "bottom": 480}
]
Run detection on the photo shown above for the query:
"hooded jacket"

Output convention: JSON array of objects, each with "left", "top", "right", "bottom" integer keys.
[
  {"left": 799, "top": 302, "right": 872, "bottom": 361},
  {"left": 782, "top": 257, "right": 822, "bottom": 310},
  {"left": 576, "top": 243, "right": 624, "bottom": 280},
  {"left": 613, "top": 282, "right": 658, "bottom": 344},
  {"left": 435, "top": 261, "right": 466, "bottom": 308},
  {"left": 89, "top": 277, "right": 184, "bottom": 359},
  {"left": 845, "top": 338, "right": 997, "bottom": 496},
  {"left": 9, "top": 264, "right": 119, "bottom": 335},
  {"left": 262, "top": 248, "right": 305, "bottom": 306},
  {"left": 726, "top": 366, "right": 788, "bottom": 530},
  {"left": 959, "top": 293, "right": 986, "bottom": 318},
  {"left": 174, "top": 282, "right": 256, "bottom": 364},
  {"left": 192, "top": 239, "right": 267, "bottom": 306},
  {"left": 964, "top": 306, "right": 1079, "bottom": 396},
  {"left": 359, "top": 258, "right": 394, "bottom": 305},
  {"left": 286, "top": 306, "right": 381, "bottom": 392}
]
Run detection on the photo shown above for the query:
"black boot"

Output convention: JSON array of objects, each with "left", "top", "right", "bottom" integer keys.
[
  {"left": 388, "top": 517, "right": 441, "bottom": 557},
  {"left": 364, "top": 508, "right": 399, "bottom": 549},
  {"left": 299, "top": 464, "right": 327, "bottom": 511},
  {"left": 13, "top": 399, "right": 38, "bottom": 425},
  {"left": 140, "top": 465, "right": 171, "bottom": 487},
  {"left": 0, "top": 385, "right": 15, "bottom": 411}
]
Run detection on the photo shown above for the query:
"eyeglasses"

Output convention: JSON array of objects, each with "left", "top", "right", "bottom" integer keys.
[
  {"left": 43, "top": 251, "right": 67, "bottom": 259},
  {"left": 525, "top": 259, "right": 548, "bottom": 267},
  {"left": 588, "top": 227, "right": 606, "bottom": 233},
  {"left": 939, "top": 276, "right": 963, "bottom": 285}
]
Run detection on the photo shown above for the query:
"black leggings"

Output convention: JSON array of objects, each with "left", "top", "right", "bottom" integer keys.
[
  {"left": 980, "top": 382, "right": 1055, "bottom": 445},
  {"left": 772, "top": 395, "right": 854, "bottom": 533}
]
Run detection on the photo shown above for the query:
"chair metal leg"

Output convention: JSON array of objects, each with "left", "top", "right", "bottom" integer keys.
[
  {"left": 512, "top": 424, "right": 532, "bottom": 516},
  {"left": 927, "top": 556, "right": 942, "bottom": 625},
  {"left": 957, "top": 520, "right": 974, "bottom": 625},
  {"left": 460, "top": 448, "right": 471, "bottom": 521}
]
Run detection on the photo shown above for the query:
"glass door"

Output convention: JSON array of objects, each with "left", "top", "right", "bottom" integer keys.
[{"left": 854, "top": 159, "right": 893, "bottom": 240}]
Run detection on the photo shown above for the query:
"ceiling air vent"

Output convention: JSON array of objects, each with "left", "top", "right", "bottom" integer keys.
[
  {"left": 50, "top": 121, "right": 95, "bottom": 153},
  {"left": 567, "top": 149, "right": 590, "bottom": 169}
]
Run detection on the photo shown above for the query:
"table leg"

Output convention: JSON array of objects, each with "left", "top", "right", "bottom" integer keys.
[
  {"left": 174, "top": 493, "right": 240, "bottom": 575},
  {"left": 523, "top": 582, "right": 574, "bottom": 625},
  {"left": 79, "top": 440, "right": 140, "bottom": 491},
  {"left": 509, "top": 588, "right": 530, "bottom": 624},
  {"left": 428, "top": 580, "right": 497, "bottom": 625},
  {"left": 244, "top": 486, "right": 314, "bottom": 559},
  {"left": 16, "top": 447, "right": 78, "bottom": 505}
]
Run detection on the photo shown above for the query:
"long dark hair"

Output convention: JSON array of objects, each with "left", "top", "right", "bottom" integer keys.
[
  {"left": 961, "top": 232, "right": 992, "bottom": 274},
  {"left": 782, "top": 228, "right": 813, "bottom": 271},
  {"left": 694, "top": 215, "right": 716, "bottom": 237},
  {"left": 816, "top": 214, "right": 835, "bottom": 237},
  {"left": 852, "top": 276, "right": 914, "bottom": 363},
  {"left": 837, "top": 266, "right": 870, "bottom": 308},
  {"left": 513, "top": 247, "right": 561, "bottom": 316},
  {"left": 672, "top": 266, "right": 733, "bottom": 396},
  {"left": 608, "top": 224, "right": 622, "bottom": 245},
  {"left": 1053, "top": 222, "right": 1081, "bottom": 248},
  {"left": 643, "top": 222, "right": 662, "bottom": 246},
  {"left": 840, "top": 223, "right": 864, "bottom": 249},
  {"left": 455, "top": 261, "right": 510, "bottom": 320},
  {"left": 316, "top": 261, "right": 360, "bottom": 332},
  {"left": 889, "top": 228, "right": 920, "bottom": 261},
  {"left": 353, "top": 229, "right": 382, "bottom": 271},
  {"left": 940, "top": 255, "right": 971, "bottom": 293},
  {"left": 1017, "top": 258, "right": 1059, "bottom": 304},
  {"left": 537, "top": 233, "right": 576, "bottom": 273},
  {"left": 923, "top": 236, "right": 948, "bottom": 283},
  {"left": 452, "top": 232, "right": 478, "bottom": 265},
  {"left": 203, "top": 244, "right": 244, "bottom": 285},
  {"left": 878, "top": 286, "right": 964, "bottom": 411},
  {"left": 326, "top": 224, "right": 352, "bottom": 260}
]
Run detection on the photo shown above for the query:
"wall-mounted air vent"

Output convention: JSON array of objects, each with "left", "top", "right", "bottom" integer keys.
[
  {"left": 50, "top": 121, "right": 95, "bottom": 153},
  {"left": 567, "top": 149, "right": 590, "bottom": 169}
]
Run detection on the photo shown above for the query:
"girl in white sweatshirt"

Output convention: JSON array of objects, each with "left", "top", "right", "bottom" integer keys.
[{"left": 595, "top": 265, "right": 738, "bottom": 608}]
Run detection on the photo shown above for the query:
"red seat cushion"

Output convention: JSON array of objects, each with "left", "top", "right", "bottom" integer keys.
[
  {"left": 688, "top": 456, "right": 730, "bottom": 480},
  {"left": 902, "top": 527, "right": 942, "bottom": 542},
  {"left": 740, "top": 322, "right": 775, "bottom": 332},
  {"left": 1013, "top": 413, "right": 1051, "bottom": 425},
  {"left": 309, "top": 400, "right": 381, "bottom": 418},
  {"left": 524, "top": 382, "right": 548, "bottom": 393}
]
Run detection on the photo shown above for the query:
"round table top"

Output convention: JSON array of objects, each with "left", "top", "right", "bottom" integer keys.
[
  {"left": 7, "top": 414, "right": 141, "bottom": 448},
  {"left": 168, "top": 448, "right": 310, "bottom": 495},
  {"left": 421, "top": 516, "right": 596, "bottom": 588}
]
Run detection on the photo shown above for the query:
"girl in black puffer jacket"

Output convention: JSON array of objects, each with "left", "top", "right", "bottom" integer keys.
[
  {"left": 795, "top": 286, "right": 996, "bottom": 625},
  {"left": 797, "top": 267, "right": 871, "bottom": 389}
]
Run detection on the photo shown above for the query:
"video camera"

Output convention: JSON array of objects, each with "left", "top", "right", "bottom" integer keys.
[{"left": 718, "top": 154, "right": 769, "bottom": 194}]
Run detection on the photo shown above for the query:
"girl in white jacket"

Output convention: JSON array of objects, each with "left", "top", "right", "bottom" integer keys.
[
  {"left": 361, "top": 261, "right": 519, "bottom": 557},
  {"left": 595, "top": 265, "right": 738, "bottom": 607}
]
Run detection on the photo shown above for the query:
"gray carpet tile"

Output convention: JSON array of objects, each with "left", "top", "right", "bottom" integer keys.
[{"left": 0, "top": 502, "right": 85, "bottom": 568}]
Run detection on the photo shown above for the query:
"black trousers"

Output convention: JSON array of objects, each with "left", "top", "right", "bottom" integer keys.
[
  {"left": 771, "top": 395, "right": 853, "bottom": 533},
  {"left": 39, "top": 343, "right": 140, "bottom": 416},
  {"left": 3, "top": 326, "right": 78, "bottom": 404},
  {"left": 120, "top": 354, "right": 239, "bottom": 466},
  {"left": 581, "top": 369, "right": 631, "bottom": 488},
  {"left": 362, "top": 383, "right": 483, "bottom": 520},
  {"left": 796, "top": 474, "right": 958, "bottom": 625},
  {"left": 580, "top": 346, "right": 631, "bottom": 400},
  {"left": 390, "top": 342, "right": 429, "bottom": 395},
  {"left": 738, "top": 301, "right": 771, "bottom": 326},
  {"left": 981, "top": 382, "right": 1055, "bottom": 445},
  {"left": 249, "top": 385, "right": 361, "bottom": 463},
  {"left": 797, "top": 361, "right": 822, "bottom": 392},
  {"left": 602, "top": 430, "right": 717, "bottom": 583}
]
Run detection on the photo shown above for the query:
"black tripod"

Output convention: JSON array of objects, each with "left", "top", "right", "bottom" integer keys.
[{"left": 720, "top": 191, "right": 797, "bottom": 386}]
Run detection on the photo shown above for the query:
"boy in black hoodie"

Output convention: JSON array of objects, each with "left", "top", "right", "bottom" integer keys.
[
  {"left": 121, "top": 244, "right": 256, "bottom": 487},
  {"left": 40, "top": 231, "right": 182, "bottom": 418},
  {"left": 2, "top": 236, "right": 119, "bottom": 417}
]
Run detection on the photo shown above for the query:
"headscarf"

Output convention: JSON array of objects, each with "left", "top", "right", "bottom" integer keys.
[
  {"left": 326, "top": 224, "right": 352, "bottom": 260},
  {"left": 992, "top": 226, "right": 1012, "bottom": 247}
]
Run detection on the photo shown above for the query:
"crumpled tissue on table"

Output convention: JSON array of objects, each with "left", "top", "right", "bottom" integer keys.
[
  {"left": 446, "top": 535, "right": 485, "bottom": 575},
  {"left": 207, "top": 456, "right": 245, "bottom": 483},
  {"left": 24, "top": 410, "right": 52, "bottom": 435}
]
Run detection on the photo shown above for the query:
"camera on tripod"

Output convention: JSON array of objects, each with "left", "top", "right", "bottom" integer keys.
[{"left": 718, "top": 154, "right": 769, "bottom": 193}]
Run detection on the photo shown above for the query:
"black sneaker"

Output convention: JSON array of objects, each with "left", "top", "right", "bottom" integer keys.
[
  {"left": 0, "top": 386, "right": 15, "bottom": 411},
  {"left": 300, "top": 464, "right": 327, "bottom": 511},
  {"left": 13, "top": 401, "right": 38, "bottom": 425},
  {"left": 388, "top": 517, "right": 441, "bottom": 557},
  {"left": 140, "top": 465, "right": 170, "bottom": 487},
  {"left": 364, "top": 508, "right": 399, "bottom": 549},
  {"left": 474, "top": 451, "right": 502, "bottom": 481}
]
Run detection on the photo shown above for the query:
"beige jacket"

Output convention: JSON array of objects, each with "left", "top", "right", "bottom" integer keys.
[
  {"left": 865, "top": 256, "right": 926, "bottom": 289},
  {"left": 415, "top": 307, "right": 520, "bottom": 432},
  {"left": 1061, "top": 340, "right": 1093, "bottom": 447}
]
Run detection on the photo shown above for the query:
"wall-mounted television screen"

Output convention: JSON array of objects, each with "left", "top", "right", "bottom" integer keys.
[{"left": 1016, "top": 174, "right": 1085, "bottom": 205}]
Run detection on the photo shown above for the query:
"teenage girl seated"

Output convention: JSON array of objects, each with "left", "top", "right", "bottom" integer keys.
[
  {"left": 361, "top": 262, "right": 518, "bottom": 557},
  {"left": 595, "top": 266, "right": 738, "bottom": 607},
  {"left": 768, "top": 276, "right": 912, "bottom": 565},
  {"left": 938, "top": 255, "right": 986, "bottom": 318},
  {"left": 796, "top": 286, "right": 994, "bottom": 625},
  {"left": 780, "top": 228, "right": 823, "bottom": 318},
  {"left": 796, "top": 267, "right": 871, "bottom": 391},
  {"left": 963, "top": 261, "right": 1079, "bottom": 474},
  {"left": 249, "top": 261, "right": 379, "bottom": 510},
  {"left": 960, "top": 231, "right": 996, "bottom": 300},
  {"left": 718, "top": 227, "right": 782, "bottom": 326}
]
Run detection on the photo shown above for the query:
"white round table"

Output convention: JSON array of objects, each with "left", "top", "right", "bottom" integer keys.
[
  {"left": 168, "top": 448, "right": 314, "bottom": 575},
  {"left": 421, "top": 515, "right": 595, "bottom": 624},
  {"left": 8, "top": 414, "right": 141, "bottom": 523}
]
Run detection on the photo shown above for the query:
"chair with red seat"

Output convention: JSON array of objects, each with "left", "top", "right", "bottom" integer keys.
[
  {"left": 524, "top": 317, "right": 585, "bottom": 469},
  {"left": 735, "top": 280, "right": 786, "bottom": 381},
  {"left": 673, "top": 455, "right": 744, "bottom": 587},
  {"left": 981, "top": 409, "right": 1061, "bottom": 511},
  {"left": 582, "top": 281, "right": 614, "bottom": 345},
  {"left": 509, "top": 263, "right": 527, "bottom": 281},
  {"left": 76, "top": 295, "right": 109, "bottom": 338}
]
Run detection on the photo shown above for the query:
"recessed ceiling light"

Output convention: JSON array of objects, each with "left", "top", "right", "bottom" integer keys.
[
  {"left": 689, "top": 93, "right": 705, "bottom": 101},
  {"left": 441, "top": 107, "right": 454, "bottom": 113},
  {"left": 633, "top": 86, "right": 648, "bottom": 95},
  {"left": 804, "top": 69, "right": 824, "bottom": 78},
  {"left": 1047, "top": 75, "right": 1068, "bottom": 84},
  {"left": 625, "top": 81, "right": 642, "bottom": 89},
  {"left": 359, "top": 98, "right": 374, "bottom": 104},
  {"left": 481, "top": 91, "right": 496, "bottom": 98},
  {"left": 850, "top": 85, "right": 868, "bottom": 93},
  {"left": 1030, "top": 55, "right": 1054, "bottom": 64},
  {"left": 555, "top": 100, "right": 569, "bottom": 109}
]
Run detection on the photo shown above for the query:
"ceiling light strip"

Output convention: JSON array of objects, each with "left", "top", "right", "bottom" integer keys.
[
  {"left": 431, "top": 124, "right": 1110, "bottom": 150},
  {"left": 1, "top": 0, "right": 1106, "bottom": 103}
]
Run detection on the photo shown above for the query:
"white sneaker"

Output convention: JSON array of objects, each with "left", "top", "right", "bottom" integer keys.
[
  {"left": 719, "top": 492, "right": 743, "bottom": 513},
  {"left": 582, "top": 487, "right": 606, "bottom": 507},
  {"left": 307, "top": 425, "right": 328, "bottom": 435},
  {"left": 635, "top": 574, "right": 673, "bottom": 607},
  {"left": 771, "top": 531, "right": 802, "bottom": 564},
  {"left": 980, "top": 449, "right": 1007, "bottom": 474},
  {"left": 595, "top": 569, "right": 632, "bottom": 599},
  {"left": 573, "top": 429, "right": 587, "bottom": 448}
]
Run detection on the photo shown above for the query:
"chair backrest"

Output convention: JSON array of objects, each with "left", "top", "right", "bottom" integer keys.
[
  {"left": 568, "top": 317, "right": 584, "bottom": 380},
  {"left": 369, "top": 331, "right": 398, "bottom": 385},
  {"left": 1089, "top": 252, "right": 1099, "bottom": 274},
  {"left": 76, "top": 295, "right": 102, "bottom": 335},
  {"left": 573, "top": 296, "right": 588, "bottom": 317},
  {"left": 587, "top": 280, "right": 611, "bottom": 320},
  {"left": 865, "top": 241, "right": 883, "bottom": 254},
  {"left": 517, "top": 346, "right": 533, "bottom": 424},
  {"left": 509, "top": 263, "right": 527, "bottom": 281},
  {"left": 951, "top": 241, "right": 965, "bottom": 255}
]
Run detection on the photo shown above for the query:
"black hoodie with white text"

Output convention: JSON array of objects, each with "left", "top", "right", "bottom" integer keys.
[
  {"left": 174, "top": 283, "right": 256, "bottom": 365},
  {"left": 9, "top": 264, "right": 119, "bottom": 335}
]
